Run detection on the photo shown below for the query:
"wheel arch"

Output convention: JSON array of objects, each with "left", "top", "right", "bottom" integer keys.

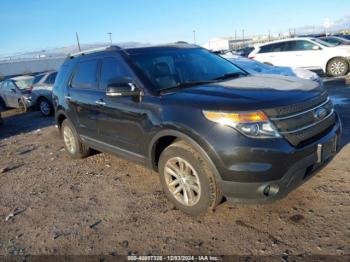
[
  {"left": 148, "top": 129, "right": 222, "bottom": 182},
  {"left": 36, "top": 95, "right": 50, "bottom": 105},
  {"left": 55, "top": 109, "right": 68, "bottom": 131}
]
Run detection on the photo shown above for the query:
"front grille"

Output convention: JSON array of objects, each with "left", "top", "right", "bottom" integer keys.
[
  {"left": 266, "top": 96, "right": 336, "bottom": 147},
  {"left": 264, "top": 91, "right": 328, "bottom": 117}
]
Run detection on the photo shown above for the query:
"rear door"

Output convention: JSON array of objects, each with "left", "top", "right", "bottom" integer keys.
[
  {"left": 66, "top": 59, "right": 102, "bottom": 138},
  {"left": 254, "top": 42, "right": 293, "bottom": 66}
]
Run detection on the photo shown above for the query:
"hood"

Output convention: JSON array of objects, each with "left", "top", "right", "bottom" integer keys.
[{"left": 162, "top": 75, "right": 325, "bottom": 112}]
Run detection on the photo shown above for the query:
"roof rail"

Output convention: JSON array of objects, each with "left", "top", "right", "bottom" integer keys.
[{"left": 68, "top": 45, "right": 121, "bottom": 59}]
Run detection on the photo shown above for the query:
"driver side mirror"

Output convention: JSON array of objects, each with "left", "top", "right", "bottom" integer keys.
[
  {"left": 106, "top": 78, "right": 142, "bottom": 100},
  {"left": 312, "top": 45, "right": 321, "bottom": 50}
]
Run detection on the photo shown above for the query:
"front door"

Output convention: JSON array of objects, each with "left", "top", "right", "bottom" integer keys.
[
  {"left": 95, "top": 56, "right": 146, "bottom": 157},
  {"left": 291, "top": 40, "right": 324, "bottom": 69}
]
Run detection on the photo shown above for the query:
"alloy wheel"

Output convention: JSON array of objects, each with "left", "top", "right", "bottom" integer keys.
[
  {"left": 164, "top": 157, "right": 201, "bottom": 206},
  {"left": 330, "top": 61, "right": 346, "bottom": 76},
  {"left": 39, "top": 100, "right": 50, "bottom": 116}
]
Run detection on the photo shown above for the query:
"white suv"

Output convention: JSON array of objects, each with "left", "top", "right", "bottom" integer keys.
[{"left": 249, "top": 37, "right": 350, "bottom": 76}]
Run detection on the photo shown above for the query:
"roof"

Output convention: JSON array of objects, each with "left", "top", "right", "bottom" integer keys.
[
  {"left": 257, "top": 37, "right": 315, "bottom": 47},
  {"left": 67, "top": 42, "right": 198, "bottom": 59},
  {"left": 10, "top": 75, "right": 34, "bottom": 81}
]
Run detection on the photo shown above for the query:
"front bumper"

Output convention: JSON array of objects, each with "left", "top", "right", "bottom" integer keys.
[
  {"left": 212, "top": 114, "right": 342, "bottom": 203},
  {"left": 22, "top": 96, "right": 35, "bottom": 108}
]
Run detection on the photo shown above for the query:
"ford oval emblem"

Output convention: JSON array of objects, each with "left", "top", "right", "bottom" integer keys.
[{"left": 313, "top": 107, "right": 327, "bottom": 120}]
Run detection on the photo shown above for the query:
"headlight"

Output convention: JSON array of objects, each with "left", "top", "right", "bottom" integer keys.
[
  {"left": 203, "top": 110, "right": 280, "bottom": 138},
  {"left": 23, "top": 96, "right": 32, "bottom": 101}
]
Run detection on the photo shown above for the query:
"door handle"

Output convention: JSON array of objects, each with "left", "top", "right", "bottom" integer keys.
[{"left": 95, "top": 100, "right": 106, "bottom": 106}]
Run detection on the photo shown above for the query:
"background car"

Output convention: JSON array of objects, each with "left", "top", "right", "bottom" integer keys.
[
  {"left": 319, "top": 36, "right": 350, "bottom": 46},
  {"left": 0, "top": 75, "right": 35, "bottom": 111},
  {"left": 0, "top": 102, "right": 4, "bottom": 125},
  {"left": 249, "top": 37, "right": 350, "bottom": 76},
  {"left": 233, "top": 46, "right": 254, "bottom": 57},
  {"left": 221, "top": 53, "right": 321, "bottom": 83},
  {"left": 31, "top": 71, "right": 57, "bottom": 116},
  {"left": 335, "top": 34, "right": 350, "bottom": 41}
]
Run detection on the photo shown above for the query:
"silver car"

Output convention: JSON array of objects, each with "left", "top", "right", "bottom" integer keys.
[
  {"left": 0, "top": 75, "right": 35, "bottom": 111},
  {"left": 31, "top": 71, "right": 57, "bottom": 116}
]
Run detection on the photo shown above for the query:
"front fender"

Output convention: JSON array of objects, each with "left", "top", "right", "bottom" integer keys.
[{"left": 147, "top": 127, "right": 223, "bottom": 182}]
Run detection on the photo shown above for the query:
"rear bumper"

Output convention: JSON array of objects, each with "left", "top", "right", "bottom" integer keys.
[{"left": 215, "top": 115, "right": 341, "bottom": 203}]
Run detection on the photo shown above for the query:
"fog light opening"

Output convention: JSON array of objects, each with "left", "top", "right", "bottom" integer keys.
[{"left": 263, "top": 185, "right": 271, "bottom": 196}]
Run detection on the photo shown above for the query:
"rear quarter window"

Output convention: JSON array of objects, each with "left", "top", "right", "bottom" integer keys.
[
  {"left": 71, "top": 60, "right": 99, "bottom": 89},
  {"left": 54, "top": 65, "right": 70, "bottom": 90}
]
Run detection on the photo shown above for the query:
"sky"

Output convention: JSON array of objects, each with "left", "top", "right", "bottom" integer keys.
[{"left": 0, "top": 0, "right": 349, "bottom": 56}]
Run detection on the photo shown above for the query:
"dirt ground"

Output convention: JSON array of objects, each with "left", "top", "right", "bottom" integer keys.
[{"left": 0, "top": 78, "right": 349, "bottom": 258}]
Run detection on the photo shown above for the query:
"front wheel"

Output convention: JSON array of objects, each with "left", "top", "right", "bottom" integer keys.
[
  {"left": 326, "top": 58, "right": 349, "bottom": 77},
  {"left": 159, "top": 140, "right": 223, "bottom": 216},
  {"left": 38, "top": 98, "right": 53, "bottom": 116},
  {"left": 61, "top": 119, "right": 90, "bottom": 159}
]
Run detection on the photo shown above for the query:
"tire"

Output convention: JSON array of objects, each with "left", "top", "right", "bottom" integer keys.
[
  {"left": 37, "top": 97, "right": 53, "bottom": 116},
  {"left": 158, "top": 140, "right": 223, "bottom": 216},
  {"left": 61, "top": 119, "right": 90, "bottom": 159},
  {"left": 326, "top": 58, "right": 349, "bottom": 77},
  {"left": 18, "top": 99, "right": 28, "bottom": 113},
  {"left": 0, "top": 97, "right": 6, "bottom": 110}
]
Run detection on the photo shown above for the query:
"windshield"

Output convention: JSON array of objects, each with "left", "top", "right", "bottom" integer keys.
[
  {"left": 311, "top": 38, "right": 337, "bottom": 47},
  {"left": 15, "top": 79, "right": 34, "bottom": 90},
  {"left": 129, "top": 48, "right": 245, "bottom": 91},
  {"left": 33, "top": 74, "right": 45, "bottom": 84}
]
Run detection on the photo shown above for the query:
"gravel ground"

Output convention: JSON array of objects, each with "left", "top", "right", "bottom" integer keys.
[{"left": 0, "top": 78, "right": 349, "bottom": 257}]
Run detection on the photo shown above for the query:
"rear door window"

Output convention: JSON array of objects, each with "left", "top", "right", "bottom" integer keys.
[
  {"left": 259, "top": 42, "right": 287, "bottom": 53},
  {"left": 71, "top": 60, "right": 99, "bottom": 89}
]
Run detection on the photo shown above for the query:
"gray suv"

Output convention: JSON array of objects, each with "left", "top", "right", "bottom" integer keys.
[{"left": 31, "top": 71, "right": 57, "bottom": 116}]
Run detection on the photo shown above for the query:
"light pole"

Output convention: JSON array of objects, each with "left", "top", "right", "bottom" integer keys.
[
  {"left": 242, "top": 29, "right": 245, "bottom": 47},
  {"left": 192, "top": 30, "right": 196, "bottom": 44},
  {"left": 107, "top": 32, "right": 113, "bottom": 44}
]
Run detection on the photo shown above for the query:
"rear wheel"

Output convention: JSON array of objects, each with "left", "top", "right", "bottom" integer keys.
[
  {"left": 38, "top": 97, "right": 53, "bottom": 116},
  {"left": 61, "top": 119, "right": 90, "bottom": 159},
  {"left": 326, "top": 58, "right": 349, "bottom": 77},
  {"left": 159, "top": 140, "right": 223, "bottom": 216}
]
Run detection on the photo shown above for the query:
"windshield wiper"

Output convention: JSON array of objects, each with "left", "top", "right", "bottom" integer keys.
[
  {"left": 159, "top": 80, "right": 217, "bottom": 93},
  {"left": 213, "top": 72, "right": 246, "bottom": 81}
]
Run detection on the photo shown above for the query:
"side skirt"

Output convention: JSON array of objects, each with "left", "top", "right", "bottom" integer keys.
[{"left": 80, "top": 135, "right": 149, "bottom": 166}]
